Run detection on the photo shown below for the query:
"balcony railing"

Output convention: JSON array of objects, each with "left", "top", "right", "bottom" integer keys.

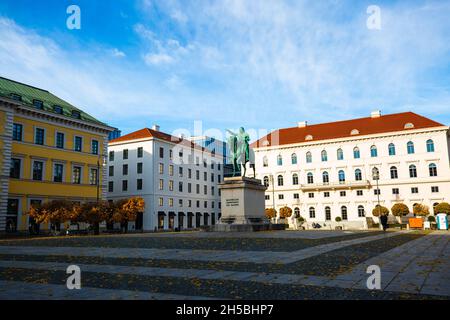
[{"left": 299, "top": 180, "right": 371, "bottom": 191}]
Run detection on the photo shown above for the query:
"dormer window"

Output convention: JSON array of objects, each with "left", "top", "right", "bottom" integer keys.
[
  {"left": 305, "top": 135, "right": 313, "bottom": 141},
  {"left": 71, "top": 110, "right": 81, "bottom": 119},
  {"left": 10, "top": 93, "right": 22, "bottom": 101},
  {"left": 53, "top": 105, "right": 63, "bottom": 114},
  {"left": 262, "top": 140, "right": 270, "bottom": 147},
  {"left": 350, "top": 129, "right": 359, "bottom": 135},
  {"left": 404, "top": 123, "right": 414, "bottom": 129},
  {"left": 33, "top": 99, "right": 43, "bottom": 110}
]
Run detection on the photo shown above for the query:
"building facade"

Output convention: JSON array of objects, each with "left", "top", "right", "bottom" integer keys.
[
  {"left": 107, "top": 126, "right": 223, "bottom": 231},
  {"left": 0, "top": 77, "right": 115, "bottom": 232},
  {"left": 252, "top": 111, "right": 450, "bottom": 229}
]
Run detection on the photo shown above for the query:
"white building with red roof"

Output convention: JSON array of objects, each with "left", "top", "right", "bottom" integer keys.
[
  {"left": 252, "top": 111, "right": 450, "bottom": 229},
  {"left": 107, "top": 125, "right": 223, "bottom": 231}
]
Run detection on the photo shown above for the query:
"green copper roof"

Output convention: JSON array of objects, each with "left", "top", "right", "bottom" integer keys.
[{"left": 0, "top": 76, "right": 107, "bottom": 126}]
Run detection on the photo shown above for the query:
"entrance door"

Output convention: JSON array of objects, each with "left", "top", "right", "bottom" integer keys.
[
  {"left": 169, "top": 214, "right": 175, "bottom": 230},
  {"left": 135, "top": 212, "right": 143, "bottom": 230},
  {"left": 178, "top": 214, "right": 184, "bottom": 230},
  {"left": 6, "top": 199, "right": 19, "bottom": 232}
]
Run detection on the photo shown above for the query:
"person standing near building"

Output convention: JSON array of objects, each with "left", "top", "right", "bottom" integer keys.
[{"left": 380, "top": 213, "right": 388, "bottom": 232}]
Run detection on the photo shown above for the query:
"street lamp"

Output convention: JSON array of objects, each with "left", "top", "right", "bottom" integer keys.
[{"left": 372, "top": 167, "right": 382, "bottom": 227}]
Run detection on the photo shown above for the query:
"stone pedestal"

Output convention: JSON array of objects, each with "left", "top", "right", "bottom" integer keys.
[{"left": 209, "top": 176, "right": 285, "bottom": 232}]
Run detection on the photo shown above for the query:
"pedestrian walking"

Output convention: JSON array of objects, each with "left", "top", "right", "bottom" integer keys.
[{"left": 380, "top": 213, "right": 388, "bottom": 232}]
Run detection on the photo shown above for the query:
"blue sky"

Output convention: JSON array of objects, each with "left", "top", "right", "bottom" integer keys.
[{"left": 0, "top": 0, "right": 449, "bottom": 141}]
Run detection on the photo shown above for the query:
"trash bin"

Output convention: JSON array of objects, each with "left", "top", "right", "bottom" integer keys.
[{"left": 436, "top": 213, "right": 449, "bottom": 230}]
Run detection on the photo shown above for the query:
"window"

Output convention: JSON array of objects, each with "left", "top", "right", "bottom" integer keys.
[
  {"left": 341, "top": 206, "right": 348, "bottom": 220},
  {"left": 409, "top": 165, "right": 417, "bottom": 178},
  {"left": 74, "top": 136, "right": 82, "bottom": 152},
  {"left": 357, "top": 190, "right": 363, "bottom": 196},
  {"left": 56, "top": 132, "right": 65, "bottom": 149},
  {"left": 277, "top": 155, "right": 283, "bottom": 166},
  {"left": 159, "top": 179, "right": 164, "bottom": 190},
  {"left": 122, "top": 180, "right": 128, "bottom": 191},
  {"left": 123, "top": 164, "right": 128, "bottom": 175},
  {"left": 291, "top": 153, "right": 297, "bottom": 165},
  {"left": 137, "top": 147, "right": 143, "bottom": 158},
  {"left": 204, "top": 185, "right": 207, "bottom": 195},
  {"left": 196, "top": 184, "right": 200, "bottom": 194},
  {"left": 169, "top": 180, "right": 174, "bottom": 191},
  {"left": 293, "top": 193, "right": 299, "bottom": 199},
  {"left": 159, "top": 163, "right": 164, "bottom": 174},
  {"left": 109, "top": 151, "right": 114, "bottom": 161},
  {"left": 308, "top": 193, "right": 314, "bottom": 198},
  {"left": 292, "top": 173, "right": 299, "bottom": 185},
  {"left": 325, "top": 207, "right": 331, "bottom": 221},
  {"left": 72, "top": 166, "right": 82, "bottom": 184},
  {"left": 338, "top": 170, "right": 345, "bottom": 183},
  {"left": 10, "top": 158, "right": 21, "bottom": 179},
  {"left": 306, "top": 152, "right": 312, "bottom": 163},
  {"left": 10, "top": 93, "right": 22, "bottom": 101},
  {"left": 392, "top": 188, "right": 399, "bottom": 195},
  {"left": 372, "top": 167, "right": 380, "bottom": 180},
  {"left": 407, "top": 141, "right": 415, "bottom": 154},
  {"left": 337, "top": 148, "right": 344, "bottom": 160},
  {"left": 170, "top": 150, "right": 174, "bottom": 160},
  {"left": 53, "top": 105, "right": 63, "bottom": 114},
  {"left": 277, "top": 175, "right": 284, "bottom": 186},
  {"left": 33, "top": 99, "right": 43, "bottom": 109},
  {"left": 370, "top": 145, "right": 378, "bottom": 157},
  {"left": 374, "top": 189, "right": 381, "bottom": 195},
  {"left": 324, "top": 192, "right": 330, "bottom": 197},
  {"left": 263, "top": 156, "right": 268, "bottom": 167},
  {"left": 90, "top": 168, "right": 98, "bottom": 185},
  {"left": 179, "top": 182, "right": 183, "bottom": 192},
  {"left": 263, "top": 176, "right": 269, "bottom": 187},
  {"left": 322, "top": 171, "right": 329, "bottom": 184},
  {"left": 123, "top": 149, "right": 128, "bottom": 160},
  {"left": 388, "top": 143, "right": 396, "bottom": 156},
  {"left": 32, "top": 161, "right": 43, "bottom": 181},
  {"left": 108, "top": 181, "right": 114, "bottom": 192},
  {"left": 358, "top": 205, "right": 365, "bottom": 217},
  {"left": 353, "top": 147, "right": 360, "bottom": 159},
  {"left": 309, "top": 207, "right": 316, "bottom": 218},
  {"left": 411, "top": 187, "right": 418, "bottom": 194},
  {"left": 426, "top": 139, "right": 435, "bottom": 153},
  {"left": 159, "top": 147, "right": 164, "bottom": 158},
  {"left": 53, "top": 164, "right": 63, "bottom": 182},
  {"left": 13, "top": 123, "right": 23, "bottom": 141},
  {"left": 307, "top": 172, "right": 314, "bottom": 184},
  {"left": 321, "top": 150, "right": 328, "bottom": 162},
  {"left": 137, "top": 179, "right": 143, "bottom": 190},
  {"left": 390, "top": 166, "right": 398, "bottom": 179},
  {"left": 109, "top": 166, "right": 114, "bottom": 177},
  {"left": 431, "top": 186, "right": 439, "bottom": 193},
  {"left": 188, "top": 169, "right": 192, "bottom": 179},
  {"left": 196, "top": 170, "right": 200, "bottom": 180},
  {"left": 71, "top": 110, "right": 81, "bottom": 119},
  {"left": 35, "top": 128, "right": 45, "bottom": 145},
  {"left": 137, "top": 163, "right": 143, "bottom": 174},
  {"left": 159, "top": 198, "right": 164, "bottom": 206},
  {"left": 340, "top": 191, "right": 346, "bottom": 197},
  {"left": 355, "top": 169, "right": 362, "bottom": 181},
  {"left": 265, "top": 195, "right": 270, "bottom": 200},
  {"left": 180, "top": 167, "right": 184, "bottom": 178},
  {"left": 188, "top": 183, "right": 192, "bottom": 193},
  {"left": 278, "top": 194, "right": 284, "bottom": 200},
  {"left": 91, "top": 140, "right": 99, "bottom": 155},
  {"left": 429, "top": 163, "right": 437, "bottom": 177}
]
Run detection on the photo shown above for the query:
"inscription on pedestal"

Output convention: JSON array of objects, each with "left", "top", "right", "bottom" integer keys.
[{"left": 226, "top": 199, "right": 240, "bottom": 207}]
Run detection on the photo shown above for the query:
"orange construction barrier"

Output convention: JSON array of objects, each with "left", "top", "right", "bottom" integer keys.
[{"left": 409, "top": 218, "right": 423, "bottom": 229}]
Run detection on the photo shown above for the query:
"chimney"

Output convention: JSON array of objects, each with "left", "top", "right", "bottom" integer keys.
[
  {"left": 371, "top": 110, "right": 381, "bottom": 118},
  {"left": 297, "top": 121, "right": 308, "bottom": 128},
  {"left": 152, "top": 124, "right": 160, "bottom": 131}
]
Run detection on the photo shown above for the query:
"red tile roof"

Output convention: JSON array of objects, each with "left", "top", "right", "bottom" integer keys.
[
  {"left": 251, "top": 112, "right": 445, "bottom": 148},
  {"left": 109, "top": 128, "right": 213, "bottom": 154}
]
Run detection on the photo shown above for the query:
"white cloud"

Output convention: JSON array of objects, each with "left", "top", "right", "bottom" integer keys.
[
  {"left": 143, "top": 52, "right": 174, "bottom": 65},
  {"left": 111, "top": 48, "right": 126, "bottom": 58}
]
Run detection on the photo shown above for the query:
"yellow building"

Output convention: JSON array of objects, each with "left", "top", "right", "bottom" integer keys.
[{"left": 0, "top": 77, "right": 115, "bottom": 232}]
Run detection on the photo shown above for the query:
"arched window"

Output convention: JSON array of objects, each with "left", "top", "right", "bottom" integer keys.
[
  {"left": 306, "top": 152, "right": 312, "bottom": 163},
  {"left": 427, "top": 139, "right": 435, "bottom": 153},
  {"left": 309, "top": 207, "right": 315, "bottom": 218},
  {"left": 307, "top": 172, "right": 314, "bottom": 184},
  {"left": 277, "top": 154, "right": 283, "bottom": 166},
  {"left": 390, "top": 166, "right": 398, "bottom": 179},
  {"left": 429, "top": 163, "right": 437, "bottom": 177},
  {"left": 341, "top": 206, "right": 348, "bottom": 220},
  {"left": 337, "top": 148, "right": 344, "bottom": 160},
  {"left": 372, "top": 167, "right": 380, "bottom": 180},
  {"left": 338, "top": 170, "right": 345, "bottom": 183},
  {"left": 407, "top": 141, "right": 415, "bottom": 154},
  {"left": 277, "top": 175, "right": 284, "bottom": 186},
  {"left": 322, "top": 171, "right": 329, "bottom": 184},
  {"left": 370, "top": 145, "right": 378, "bottom": 157},
  {"left": 433, "top": 202, "right": 439, "bottom": 214},
  {"left": 294, "top": 207, "right": 300, "bottom": 216},
  {"left": 409, "top": 165, "right": 417, "bottom": 178},
  {"left": 353, "top": 147, "right": 360, "bottom": 159},
  {"left": 263, "top": 156, "right": 268, "bottom": 167},
  {"left": 325, "top": 207, "right": 331, "bottom": 221},
  {"left": 291, "top": 153, "right": 297, "bottom": 165},
  {"left": 388, "top": 143, "right": 396, "bottom": 156},
  {"left": 292, "top": 173, "right": 299, "bottom": 185},
  {"left": 355, "top": 169, "right": 362, "bottom": 181},
  {"left": 321, "top": 150, "right": 328, "bottom": 162},
  {"left": 358, "top": 205, "right": 365, "bottom": 217},
  {"left": 263, "top": 176, "right": 269, "bottom": 187}
]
